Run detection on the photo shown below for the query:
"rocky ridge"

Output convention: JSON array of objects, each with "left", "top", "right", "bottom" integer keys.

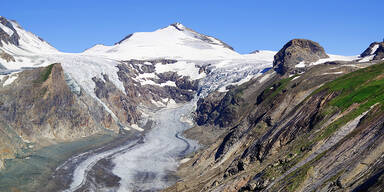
[{"left": 0, "top": 16, "right": 19, "bottom": 47}]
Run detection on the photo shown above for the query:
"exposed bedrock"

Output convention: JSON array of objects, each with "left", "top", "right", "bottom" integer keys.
[{"left": 273, "top": 39, "right": 329, "bottom": 75}]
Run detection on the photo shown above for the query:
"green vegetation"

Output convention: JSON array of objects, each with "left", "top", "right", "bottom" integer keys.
[
  {"left": 285, "top": 152, "right": 326, "bottom": 192},
  {"left": 318, "top": 62, "right": 384, "bottom": 139},
  {"left": 318, "top": 62, "right": 384, "bottom": 110},
  {"left": 265, "top": 63, "right": 384, "bottom": 190},
  {"left": 257, "top": 75, "right": 297, "bottom": 104},
  {"left": 34, "top": 64, "right": 54, "bottom": 83}
]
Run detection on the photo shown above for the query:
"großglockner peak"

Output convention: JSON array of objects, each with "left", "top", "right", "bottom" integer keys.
[{"left": 82, "top": 22, "right": 241, "bottom": 60}]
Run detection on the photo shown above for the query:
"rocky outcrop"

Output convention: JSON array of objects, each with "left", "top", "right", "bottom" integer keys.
[
  {"left": 195, "top": 90, "right": 243, "bottom": 128},
  {"left": 0, "top": 16, "right": 20, "bottom": 47},
  {"left": 195, "top": 91, "right": 226, "bottom": 126},
  {"left": 0, "top": 49, "right": 15, "bottom": 62},
  {"left": 273, "top": 39, "right": 329, "bottom": 75},
  {"left": 93, "top": 74, "right": 140, "bottom": 125},
  {"left": 117, "top": 59, "right": 198, "bottom": 106},
  {"left": 360, "top": 42, "right": 384, "bottom": 60}
]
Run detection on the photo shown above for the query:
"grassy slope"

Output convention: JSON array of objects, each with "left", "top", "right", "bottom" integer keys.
[
  {"left": 249, "top": 62, "right": 384, "bottom": 191},
  {"left": 279, "top": 62, "right": 384, "bottom": 191}
]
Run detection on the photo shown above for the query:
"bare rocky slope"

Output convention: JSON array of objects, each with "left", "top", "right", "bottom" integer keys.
[{"left": 165, "top": 40, "right": 384, "bottom": 192}]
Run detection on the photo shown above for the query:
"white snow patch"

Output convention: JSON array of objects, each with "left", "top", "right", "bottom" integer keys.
[
  {"left": 295, "top": 61, "right": 306, "bottom": 68},
  {"left": 311, "top": 54, "right": 359, "bottom": 65},
  {"left": 180, "top": 115, "right": 194, "bottom": 126},
  {"left": 166, "top": 99, "right": 179, "bottom": 108},
  {"left": 131, "top": 124, "right": 144, "bottom": 132},
  {"left": 359, "top": 55, "right": 375, "bottom": 62},
  {"left": 155, "top": 61, "right": 205, "bottom": 80},
  {"left": 135, "top": 72, "right": 158, "bottom": 80},
  {"left": 322, "top": 71, "right": 344, "bottom": 75},
  {"left": 43, "top": 54, "right": 125, "bottom": 96},
  {"left": 217, "top": 86, "right": 228, "bottom": 93},
  {"left": 259, "top": 73, "right": 272, "bottom": 83},
  {"left": 151, "top": 99, "right": 166, "bottom": 107},
  {"left": 180, "top": 158, "right": 191, "bottom": 164},
  {"left": 2, "top": 74, "right": 18, "bottom": 86},
  {"left": 243, "top": 50, "right": 277, "bottom": 61},
  {"left": 292, "top": 76, "right": 300, "bottom": 81},
  {"left": 141, "top": 80, "right": 176, "bottom": 87},
  {"left": 0, "top": 23, "right": 14, "bottom": 36},
  {"left": 371, "top": 44, "right": 379, "bottom": 55},
  {"left": 160, "top": 81, "right": 176, "bottom": 87},
  {"left": 161, "top": 98, "right": 169, "bottom": 103}
]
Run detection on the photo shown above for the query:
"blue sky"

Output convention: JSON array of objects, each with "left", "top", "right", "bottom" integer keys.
[{"left": 2, "top": 0, "right": 383, "bottom": 55}]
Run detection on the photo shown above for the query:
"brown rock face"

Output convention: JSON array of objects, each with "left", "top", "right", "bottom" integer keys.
[{"left": 273, "top": 39, "right": 329, "bottom": 74}]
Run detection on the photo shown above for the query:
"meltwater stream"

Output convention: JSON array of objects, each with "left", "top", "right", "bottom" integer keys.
[{"left": 64, "top": 101, "right": 198, "bottom": 192}]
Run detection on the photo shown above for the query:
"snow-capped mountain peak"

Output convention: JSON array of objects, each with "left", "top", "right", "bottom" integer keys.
[
  {"left": 172, "top": 22, "right": 186, "bottom": 29},
  {"left": 0, "top": 16, "right": 57, "bottom": 54},
  {"left": 83, "top": 22, "right": 239, "bottom": 60},
  {"left": 0, "top": 16, "right": 58, "bottom": 70}
]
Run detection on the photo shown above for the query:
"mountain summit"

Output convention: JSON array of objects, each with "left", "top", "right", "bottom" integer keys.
[{"left": 83, "top": 22, "right": 239, "bottom": 60}]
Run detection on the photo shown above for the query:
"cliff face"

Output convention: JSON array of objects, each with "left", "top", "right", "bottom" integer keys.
[
  {"left": 0, "top": 16, "right": 20, "bottom": 47},
  {"left": 166, "top": 52, "right": 384, "bottom": 191},
  {"left": 0, "top": 64, "right": 121, "bottom": 167}
]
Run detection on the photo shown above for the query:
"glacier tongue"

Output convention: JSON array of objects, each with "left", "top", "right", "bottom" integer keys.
[
  {"left": 112, "top": 101, "right": 199, "bottom": 192},
  {"left": 108, "top": 55, "right": 274, "bottom": 191}
]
